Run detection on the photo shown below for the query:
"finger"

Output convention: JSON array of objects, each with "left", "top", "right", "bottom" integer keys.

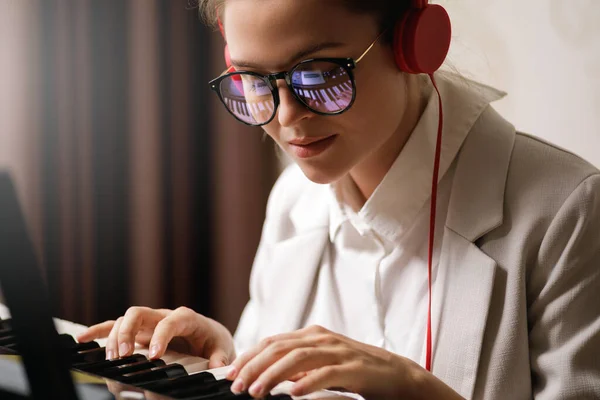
[
  {"left": 117, "top": 307, "right": 162, "bottom": 358},
  {"left": 105, "top": 317, "right": 123, "bottom": 360},
  {"left": 290, "top": 364, "right": 356, "bottom": 397},
  {"left": 230, "top": 337, "right": 314, "bottom": 395},
  {"left": 134, "top": 330, "right": 153, "bottom": 346},
  {"left": 247, "top": 346, "right": 342, "bottom": 398},
  {"left": 228, "top": 331, "right": 302, "bottom": 381},
  {"left": 287, "top": 371, "right": 308, "bottom": 382},
  {"left": 208, "top": 348, "right": 230, "bottom": 369},
  {"left": 148, "top": 306, "right": 203, "bottom": 359},
  {"left": 229, "top": 326, "right": 333, "bottom": 382},
  {"left": 76, "top": 320, "right": 115, "bottom": 343}
]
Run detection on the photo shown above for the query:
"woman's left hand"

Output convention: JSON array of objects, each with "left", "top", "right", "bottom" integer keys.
[{"left": 226, "top": 325, "right": 463, "bottom": 400}]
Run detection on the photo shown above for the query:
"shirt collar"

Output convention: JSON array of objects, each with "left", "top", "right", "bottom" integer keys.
[{"left": 328, "top": 72, "right": 506, "bottom": 243}]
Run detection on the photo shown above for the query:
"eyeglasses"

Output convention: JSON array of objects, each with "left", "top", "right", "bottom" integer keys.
[{"left": 208, "top": 32, "right": 383, "bottom": 126}]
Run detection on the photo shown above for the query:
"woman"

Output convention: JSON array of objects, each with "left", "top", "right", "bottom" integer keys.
[{"left": 78, "top": 1, "right": 600, "bottom": 399}]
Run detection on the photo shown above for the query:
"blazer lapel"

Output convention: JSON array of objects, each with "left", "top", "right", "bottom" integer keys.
[
  {"left": 432, "top": 106, "right": 516, "bottom": 397},
  {"left": 432, "top": 228, "right": 497, "bottom": 399}
]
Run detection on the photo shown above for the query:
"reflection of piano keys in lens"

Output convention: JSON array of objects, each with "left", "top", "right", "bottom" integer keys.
[
  {"left": 223, "top": 96, "right": 255, "bottom": 124},
  {"left": 319, "top": 89, "right": 338, "bottom": 112},
  {"left": 246, "top": 99, "right": 273, "bottom": 123},
  {"left": 294, "top": 70, "right": 353, "bottom": 112},
  {"left": 222, "top": 88, "right": 269, "bottom": 124}
]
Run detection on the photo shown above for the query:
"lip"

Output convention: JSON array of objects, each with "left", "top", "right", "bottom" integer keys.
[
  {"left": 288, "top": 136, "right": 334, "bottom": 146},
  {"left": 287, "top": 134, "right": 338, "bottom": 159}
]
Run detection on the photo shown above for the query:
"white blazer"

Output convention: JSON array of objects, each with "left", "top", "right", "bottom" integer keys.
[{"left": 234, "top": 75, "right": 600, "bottom": 400}]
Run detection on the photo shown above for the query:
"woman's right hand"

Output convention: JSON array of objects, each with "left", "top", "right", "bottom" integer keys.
[{"left": 76, "top": 306, "right": 235, "bottom": 368}]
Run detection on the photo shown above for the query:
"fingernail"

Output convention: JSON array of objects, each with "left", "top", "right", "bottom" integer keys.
[
  {"left": 149, "top": 344, "right": 159, "bottom": 358},
  {"left": 231, "top": 378, "right": 245, "bottom": 393},
  {"left": 106, "top": 350, "right": 114, "bottom": 360},
  {"left": 119, "top": 342, "right": 130, "bottom": 356},
  {"left": 249, "top": 381, "right": 263, "bottom": 397},
  {"left": 226, "top": 366, "right": 237, "bottom": 380}
]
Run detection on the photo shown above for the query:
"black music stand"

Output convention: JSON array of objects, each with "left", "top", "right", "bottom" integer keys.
[{"left": 0, "top": 171, "right": 79, "bottom": 400}]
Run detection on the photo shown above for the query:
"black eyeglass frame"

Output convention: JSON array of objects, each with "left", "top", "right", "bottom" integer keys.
[
  {"left": 209, "top": 58, "right": 357, "bottom": 126},
  {"left": 208, "top": 32, "right": 384, "bottom": 126}
]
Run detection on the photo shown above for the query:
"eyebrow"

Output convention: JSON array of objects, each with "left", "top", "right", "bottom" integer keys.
[{"left": 229, "top": 41, "right": 346, "bottom": 70}]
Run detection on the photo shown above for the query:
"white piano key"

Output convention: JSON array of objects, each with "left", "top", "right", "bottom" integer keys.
[
  {"left": 319, "top": 89, "right": 339, "bottom": 112},
  {"left": 249, "top": 102, "right": 258, "bottom": 115}
]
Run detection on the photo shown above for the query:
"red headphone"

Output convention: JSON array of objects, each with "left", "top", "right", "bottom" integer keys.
[
  {"left": 217, "top": 1, "right": 451, "bottom": 75},
  {"left": 393, "top": 0, "right": 451, "bottom": 74},
  {"left": 217, "top": 1, "right": 451, "bottom": 374}
]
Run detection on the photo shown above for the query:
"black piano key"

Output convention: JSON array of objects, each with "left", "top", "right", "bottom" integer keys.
[
  {"left": 58, "top": 333, "right": 76, "bottom": 347},
  {"left": 139, "top": 371, "right": 216, "bottom": 393},
  {"left": 58, "top": 334, "right": 100, "bottom": 352},
  {"left": 101, "top": 359, "right": 166, "bottom": 379},
  {"left": 73, "top": 354, "right": 147, "bottom": 373},
  {"left": 181, "top": 390, "right": 254, "bottom": 400},
  {"left": 119, "top": 363, "right": 187, "bottom": 385},
  {"left": 0, "top": 318, "right": 11, "bottom": 330},
  {"left": 154, "top": 377, "right": 232, "bottom": 398},
  {"left": 71, "top": 346, "right": 106, "bottom": 364},
  {"left": 2, "top": 342, "right": 19, "bottom": 352},
  {"left": 266, "top": 395, "right": 292, "bottom": 400},
  {"left": 179, "top": 385, "right": 293, "bottom": 400},
  {"left": 0, "top": 326, "right": 13, "bottom": 337},
  {"left": 0, "top": 335, "right": 17, "bottom": 346}
]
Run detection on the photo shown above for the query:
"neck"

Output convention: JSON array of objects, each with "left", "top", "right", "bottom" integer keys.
[{"left": 349, "top": 74, "right": 429, "bottom": 205}]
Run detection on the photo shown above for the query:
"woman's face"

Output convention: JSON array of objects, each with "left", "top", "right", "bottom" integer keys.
[{"left": 223, "top": 0, "right": 410, "bottom": 184}]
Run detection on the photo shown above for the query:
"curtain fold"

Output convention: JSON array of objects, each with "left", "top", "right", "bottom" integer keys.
[{"left": 0, "top": 0, "right": 277, "bottom": 330}]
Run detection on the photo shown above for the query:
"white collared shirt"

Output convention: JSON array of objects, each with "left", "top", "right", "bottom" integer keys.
[{"left": 301, "top": 72, "right": 505, "bottom": 366}]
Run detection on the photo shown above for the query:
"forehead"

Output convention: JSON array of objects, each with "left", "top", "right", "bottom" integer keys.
[{"left": 222, "top": 0, "right": 378, "bottom": 69}]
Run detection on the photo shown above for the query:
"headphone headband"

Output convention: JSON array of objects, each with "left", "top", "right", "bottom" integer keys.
[
  {"left": 412, "top": 0, "right": 427, "bottom": 9},
  {"left": 218, "top": 1, "right": 450, "bottom": 75}
]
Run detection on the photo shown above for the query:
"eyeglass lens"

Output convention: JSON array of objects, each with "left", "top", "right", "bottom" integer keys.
[{"left": 218, "top": 60, "right": 354, "bottom": 125}]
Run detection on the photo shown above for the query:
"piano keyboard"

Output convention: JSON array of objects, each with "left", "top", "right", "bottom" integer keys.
[{"left": 0, "top": 305, "right": 356, "bottom": 400}]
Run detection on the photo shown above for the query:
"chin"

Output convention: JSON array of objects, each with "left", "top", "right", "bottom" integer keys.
[{"left": 296, "top": 162, "right": 347, "bottom": 185}]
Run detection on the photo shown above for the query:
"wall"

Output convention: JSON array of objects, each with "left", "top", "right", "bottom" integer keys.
[{"left": 441, "top": 0, "right": 600, "bottom": 167}]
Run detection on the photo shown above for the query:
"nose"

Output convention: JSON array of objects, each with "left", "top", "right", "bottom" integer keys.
[{"left": 276, "top": 81, "right": 313, "bottom": 127}]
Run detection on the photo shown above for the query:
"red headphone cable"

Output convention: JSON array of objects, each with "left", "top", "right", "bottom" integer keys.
[{"left": 425, "top": 72, "right": 443, "bottom": 372}]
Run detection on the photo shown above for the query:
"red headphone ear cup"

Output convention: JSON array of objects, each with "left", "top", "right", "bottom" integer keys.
[
  {"left": 393, "top": 5, "right": 451, "bottom": 74},
  {"left": 393, "top": 11, "right": 418, "bottom": 74}
]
